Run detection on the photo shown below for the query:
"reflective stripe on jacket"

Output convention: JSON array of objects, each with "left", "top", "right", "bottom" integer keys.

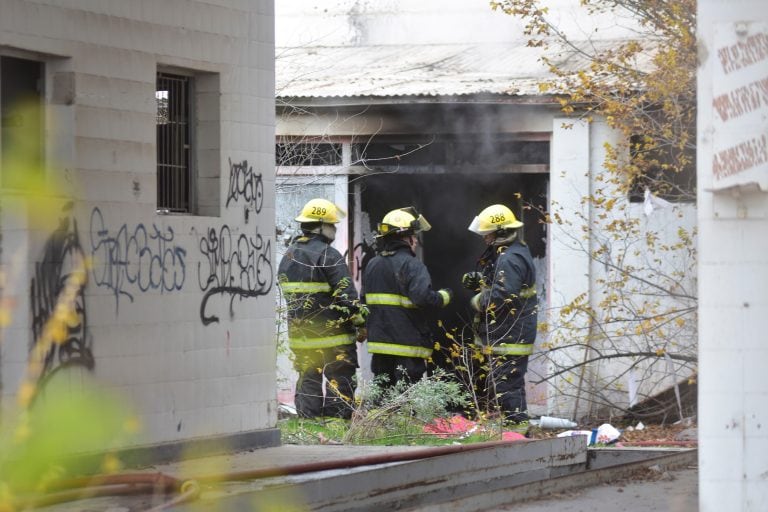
[
  {"left": 277, "top": 234, "right": 359, "bottom": 348},
  {"left": 365, "top": 293, "right": 416, "bottom": 308},
  {"left": 289, "top": 333, "right": 356, "bottom": 350},
  {"left": 493, "top": 342, "right": 534, "bottom": 356},
  {"left": 367, "top": 341, "right": 433, "bottom": 358},
  {"left": 473, "top": 335, "right": 535, "bottom": 356},
  {"left": 280, "top": 281, "right": 332, "bottom": 294}
]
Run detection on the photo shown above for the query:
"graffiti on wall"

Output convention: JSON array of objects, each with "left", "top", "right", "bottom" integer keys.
[
  {"left": 197, "top": 226, "right": 273, "bottom": 325},
  {"left": 351, "top": 239, "right": 376, "bottom": 284},
  {"left": 30, "top": 204, "right": 94, "bottom": 377},
  {"left": 226, "top": 158, "right": 264, "bottom": 211},
  {"left": 198, "top": 159, "right": 272, "bottom": 325},
  {"left": 28, "top": 160, "right": 271, "bottom": 329},
  {"left": 89, "top": 207, "right": 186, "bottom": 313}
]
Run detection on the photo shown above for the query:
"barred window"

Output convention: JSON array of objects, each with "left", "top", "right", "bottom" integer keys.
[{"left": 156, "top": 72, "right": 191, "bottom": 213}]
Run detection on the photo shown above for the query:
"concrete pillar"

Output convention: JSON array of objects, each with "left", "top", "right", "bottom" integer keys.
[
  {"left": 548, "top": 118, "right": 591, "bottom": 417},
  {"left": 697, "top": 1, "right": 768, "bottom": 509}
]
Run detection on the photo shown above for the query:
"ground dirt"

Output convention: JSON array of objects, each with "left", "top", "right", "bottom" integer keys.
[{"left": 528, "top": 421, "right": 698, "bottom": 447}]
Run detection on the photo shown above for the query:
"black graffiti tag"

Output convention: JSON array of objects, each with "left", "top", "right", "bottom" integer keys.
[
  {"left": 226, "top": 159, "right": 264, "bottom": 211},
  {"left": 30, "top": 206, "right": 94, "bottom": 378},
  {"left": 351, "top": 239, "right": 377, "bottom": 283},
  {"left": 89, "top": 207, "right": 186, "bottom": 313},
  {"left": 198, "top": 225, "right": 273, "bottom": 325}
]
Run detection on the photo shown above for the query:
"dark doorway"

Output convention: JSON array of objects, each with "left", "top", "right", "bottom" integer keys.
[
  {"left": 358, "top": 171, "right": 547, "bottom": 348},
  {"left": 1, "top": 55, "right": 44, "bottom": 188}
]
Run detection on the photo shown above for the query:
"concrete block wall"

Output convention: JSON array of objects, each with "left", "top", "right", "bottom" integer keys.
[
  {"left": 697, "top": 1, "right": 768, "bottom": 509},
  {"left": 0, "top": 0, "right": 277, "bottom": 450}
]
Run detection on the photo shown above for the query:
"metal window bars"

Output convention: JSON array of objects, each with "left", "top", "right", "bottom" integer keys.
[{"left": 156, "top": 72, "right": 190, "bottom": 213}]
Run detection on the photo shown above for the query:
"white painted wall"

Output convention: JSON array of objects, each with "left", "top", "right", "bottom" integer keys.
[
  {"left": 0, "top": 0, "right": 277, "bottom": 450},
  {"left": 547, "top": 118, "right": 592, "bottom": 417},
  {"left": 697, "top": 1, "right": 768, "bottom": 509},
  {"left": 547, "top": 118, "right": 697, "bottom": 421}
]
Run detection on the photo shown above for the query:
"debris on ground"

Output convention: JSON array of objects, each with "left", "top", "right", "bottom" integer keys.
[{"left": 530, "top": 419, "right": 698, "bottom": 447}]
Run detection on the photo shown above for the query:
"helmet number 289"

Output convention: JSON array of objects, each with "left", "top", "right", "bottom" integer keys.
[{"left": 312, "top": 206, "right": 328, "bottom": 216}]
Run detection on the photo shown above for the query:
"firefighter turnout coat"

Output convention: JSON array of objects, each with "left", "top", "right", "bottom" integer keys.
[
  {"left": 363, "top": 239, "right": 445, "bottom": 359},
  {"left": 278, "top": 234, "right": 360, "bottom": 350},
  {"left": 475, "top": 240, "right": 538, "bottom": 355}
]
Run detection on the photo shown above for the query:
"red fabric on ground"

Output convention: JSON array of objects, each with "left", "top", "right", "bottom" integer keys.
[{"left": 423, "top": 415, "right": 527, "bottom": 441}]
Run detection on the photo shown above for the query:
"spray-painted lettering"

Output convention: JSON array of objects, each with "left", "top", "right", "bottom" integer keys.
[
  {"left": 226, "top": 159, "right": 264, "bottom": 211},
  {"left": 30, "top": 206, "right": 94, "bottom": 378},
  {"left": 351, "top": 239, "right": 376, "bottom": 284},
  {"left": 198, "top": 225, "right": 273, "bottom": 325},
  {"left": 89, "top": 207, "right": 187, "bottom": 312}
]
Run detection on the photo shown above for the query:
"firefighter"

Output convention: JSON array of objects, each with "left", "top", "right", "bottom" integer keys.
[
  {"left": 463, "top": 203, "right": 538, "bottom": 434},
  {"left": 277, "top": 198, "right": 366, "bottom": 420},
  {"left": 362, "top": 207, "right": 453, "bottom": 387}
]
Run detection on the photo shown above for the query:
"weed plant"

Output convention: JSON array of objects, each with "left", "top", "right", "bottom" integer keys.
[{"left": 276, "top": 369, "right": 504, "bottom": 446}]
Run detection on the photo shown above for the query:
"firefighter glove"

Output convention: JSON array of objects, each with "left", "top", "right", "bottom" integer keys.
[
  {"left": 438, "top": 288, "right": 453, "bottom": 307},
  {"left": 461, "top": 271, "right": 483, "bottom": 290},
  {"left": 349, "top": 304, "right": 369, "bottom": 326}
]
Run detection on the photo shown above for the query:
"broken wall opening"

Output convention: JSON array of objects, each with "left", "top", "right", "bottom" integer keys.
[
  {"left": 354, "top": 169, "right": 549, "bottom": 411},
  {"left": 276, "top": 101, "right": 558, "bottom": 414}
]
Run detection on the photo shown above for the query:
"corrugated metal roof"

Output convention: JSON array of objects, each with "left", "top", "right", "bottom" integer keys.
[
  {"left": 275, "top": 43, "right": 559, "bottom": 99},
  {"left": 275, "top": 39, "right": 634, "bottom": 100}
]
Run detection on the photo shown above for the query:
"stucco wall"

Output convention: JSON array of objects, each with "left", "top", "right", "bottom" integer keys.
[{"left": 0, "top": 0, "right": 277, "bottom": 449}]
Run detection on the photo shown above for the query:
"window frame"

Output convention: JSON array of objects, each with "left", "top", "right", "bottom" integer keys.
[{"left": 156, "top": 70, "right": 196, "bottom": 214}]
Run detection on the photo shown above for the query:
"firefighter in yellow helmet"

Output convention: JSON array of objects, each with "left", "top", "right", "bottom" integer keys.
[
  {"left": 463, "top": 203, "right": 538, "bottom": 434},
  {"left": 362, "top": 207, "right": 453, "bottom": 387},
  {"left": 277, "top": 198, "right": 366, "bottom": 419}
]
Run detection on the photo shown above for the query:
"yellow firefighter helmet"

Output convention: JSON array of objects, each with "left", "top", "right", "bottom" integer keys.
[
  {"left": 295, "top": 198, "right": 345, "bottom": 224},
  {"left": 468, "top": 204, "right": 523, "bottom": 235},
  {"left": 377, "top": 207, "right": 432, "bottom": 237}
]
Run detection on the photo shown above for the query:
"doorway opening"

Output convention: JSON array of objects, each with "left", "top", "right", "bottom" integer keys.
[{"left": 355, "top": 171, "right": 548, "bottom": 375}]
